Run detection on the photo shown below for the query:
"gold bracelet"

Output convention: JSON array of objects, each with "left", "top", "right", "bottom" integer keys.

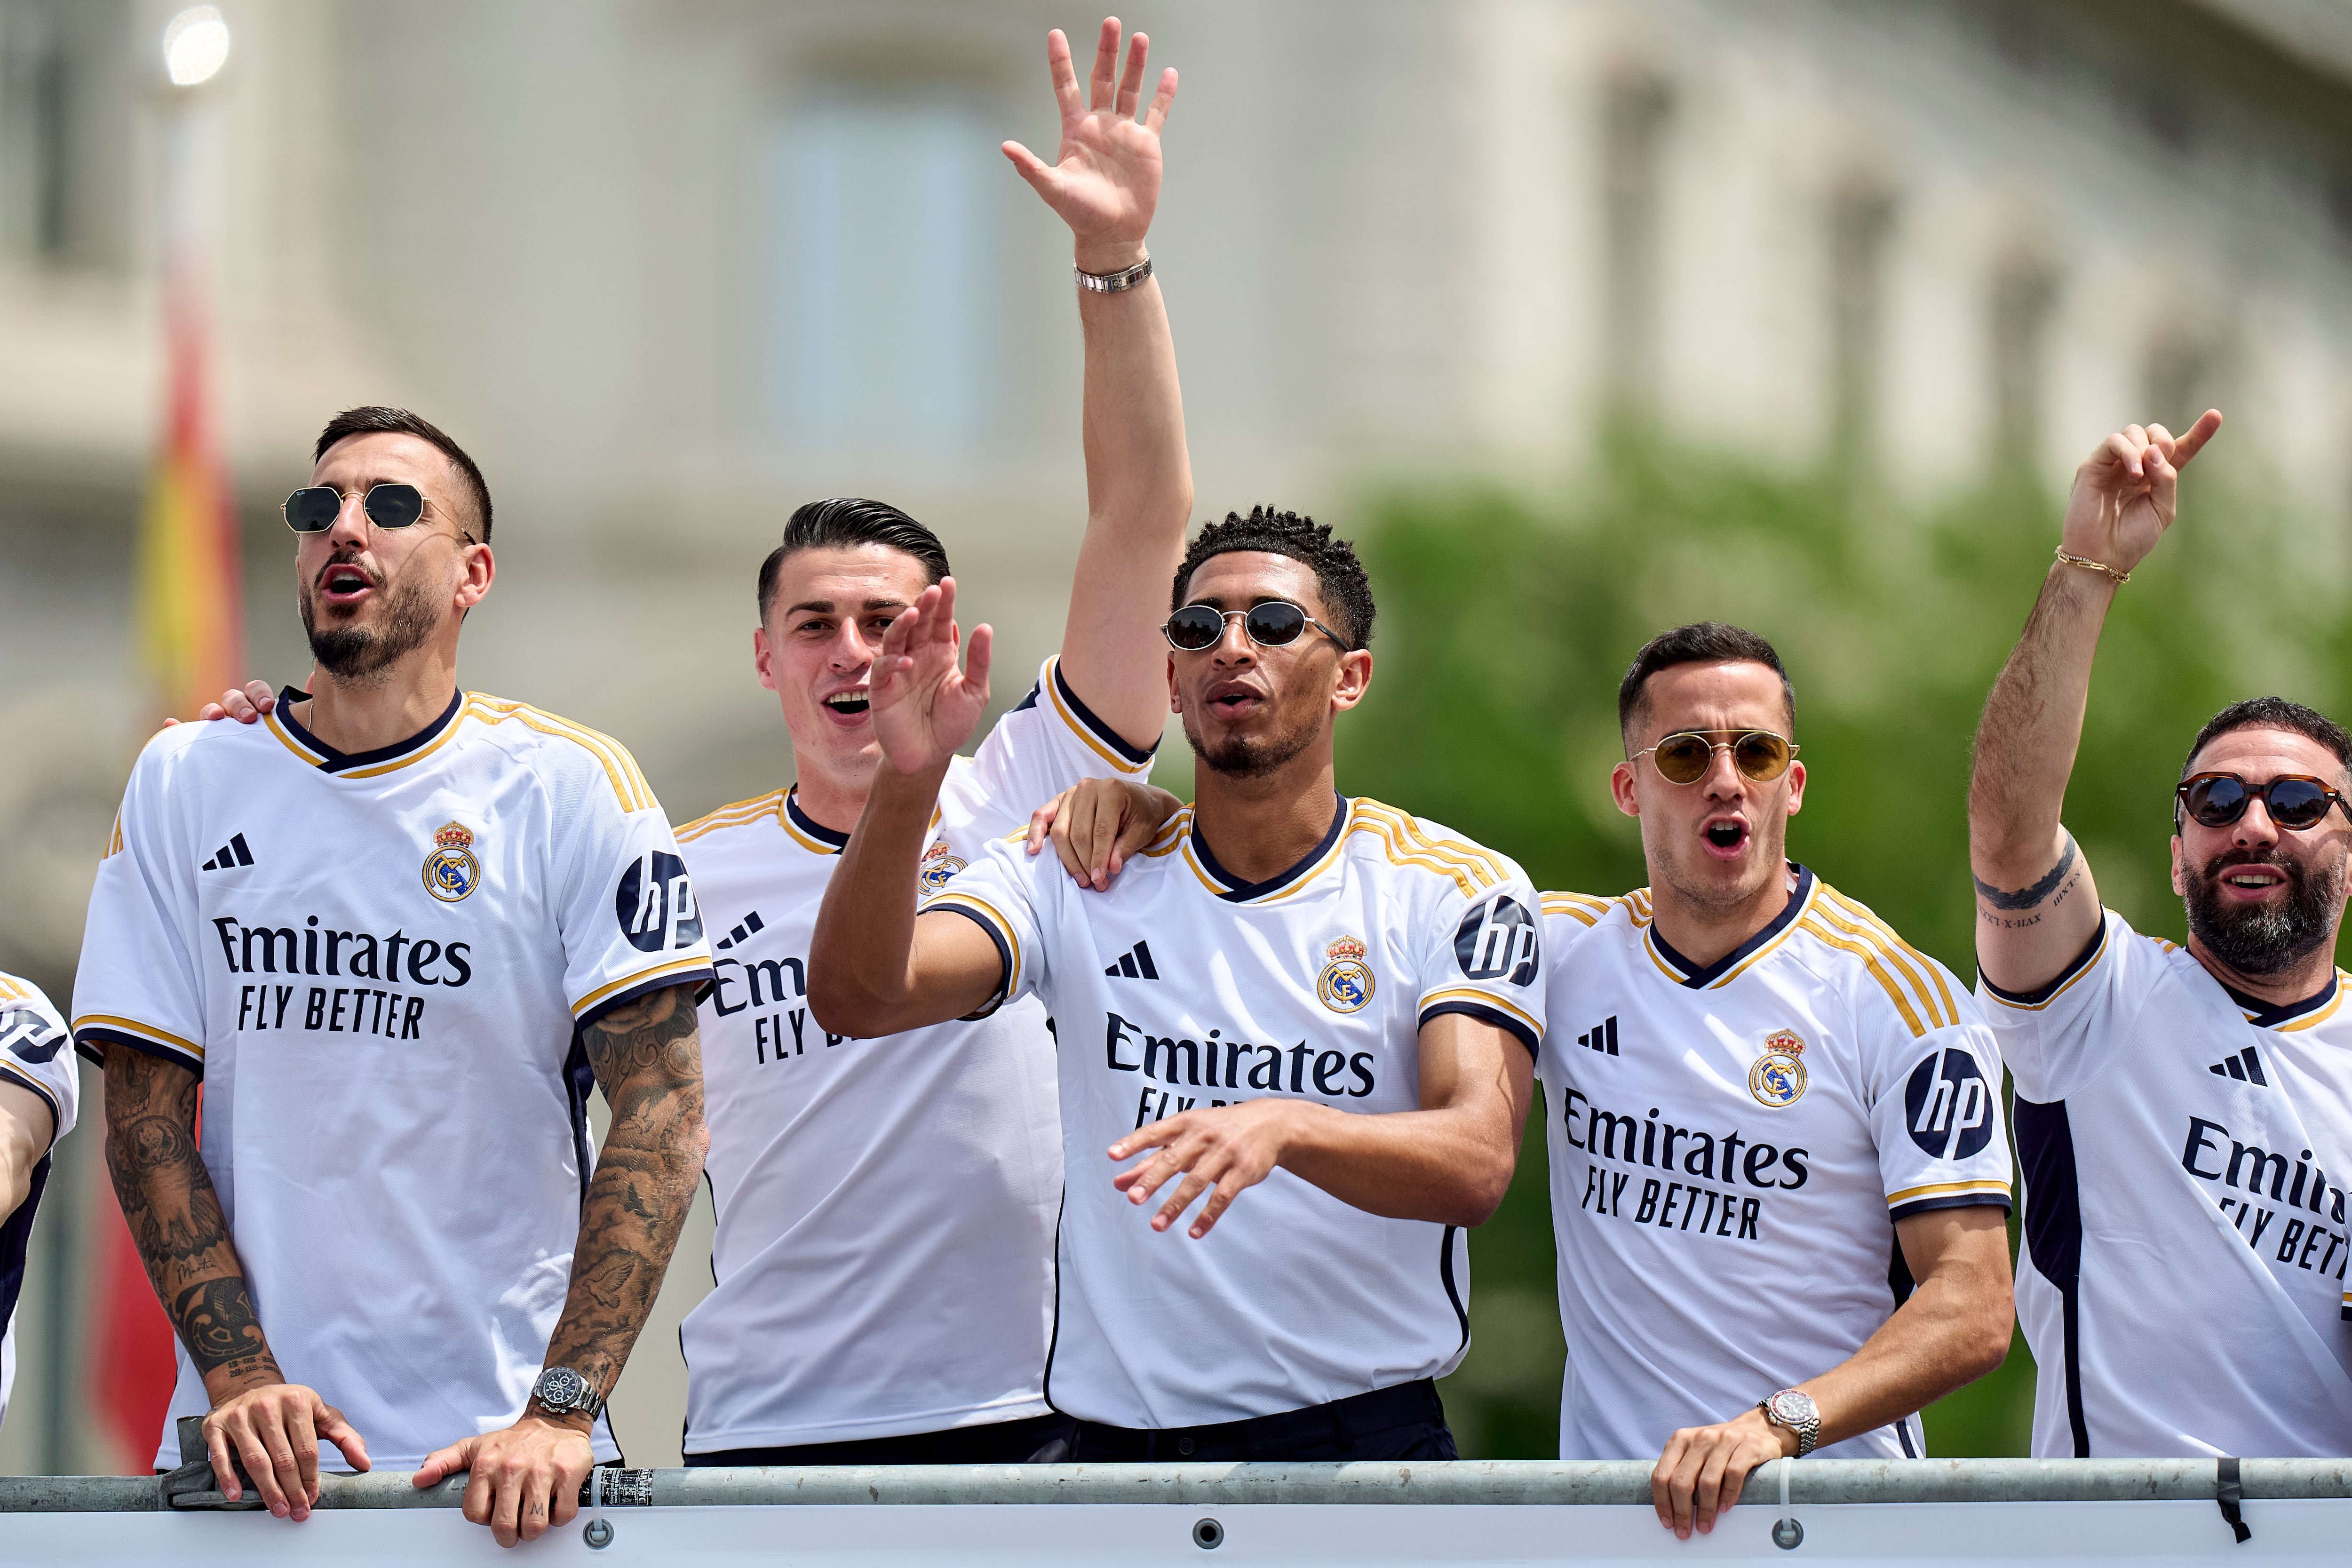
[{"left": 2054, "top": 546, "right": 2130, "bottom": 586}]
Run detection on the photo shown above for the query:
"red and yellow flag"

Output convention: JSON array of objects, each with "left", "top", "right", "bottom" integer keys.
[{"left": 133, "top": 263, "right": 243, "bottom": 720}]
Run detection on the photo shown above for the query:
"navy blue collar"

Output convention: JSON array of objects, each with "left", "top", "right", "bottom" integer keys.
[
  {"left": 785, "top": 787, "right": 850, "bottom": 852},
  {"left": 1649, "top": 864, "right": 1815, "bottom": 989},
  {"left": 276, "top": 685, "right": 463, "bottom": 774},
  {"left": 2221, "top": 972, "right": 2337, "bottom": 1029},
  {"left": 1192, "top": 793, "right": 1347, "bottom": 903}
]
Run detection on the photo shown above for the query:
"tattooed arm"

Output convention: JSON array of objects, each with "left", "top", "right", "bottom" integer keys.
[
  {"left": 1968, "top": 413, "right": 2221, "bottom": 991},
  {"left": 413, "top": 982, "right": 707, "bottom": 1549},
  {"left": 101, "top": 1045, "right": 368, "bottom": 1520}
]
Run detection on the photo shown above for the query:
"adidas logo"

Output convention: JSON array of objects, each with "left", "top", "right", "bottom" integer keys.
[
  {"left": 200, "top": 834, "right": 254, "bottom": 872},
  {"left": 2209, "top": 1045, "right": 2270, "bottom": 1087},
  {"left": 1104, "top": 940, "right": 1159, "bottom": 979},
  {"left": 1576, "top": 1015, "right": 1620, "bottom": 1055},
  {"left": 714, "top": 910, "right": 766, "bottom": 951}
]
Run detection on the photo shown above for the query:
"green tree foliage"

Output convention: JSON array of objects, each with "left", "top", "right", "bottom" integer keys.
[{"left": 1335, "top": 432, "right": 2336, "bottom": 1457}]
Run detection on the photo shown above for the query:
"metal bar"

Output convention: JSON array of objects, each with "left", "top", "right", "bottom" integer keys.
[{"left": 8, "top": 1458, "right": 2352, "bottom": 1513}]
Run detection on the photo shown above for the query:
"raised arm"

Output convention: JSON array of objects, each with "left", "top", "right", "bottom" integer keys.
[
  {"left": 103, "top": 1045, "right": 367, "bottom": 1520},
  {"left": 1005, "top": 19, "right": 1192, "bottom": 748},
  {"left": 810, "top": 578, "right": 1018, "bottom": 1036},
  {"left": 1970, "top": 411, "right": 2221, "bottom": 992}
]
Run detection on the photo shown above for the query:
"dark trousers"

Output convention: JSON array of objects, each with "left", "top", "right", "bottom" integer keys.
[
  {"left": 1068, "top": 1378, "right": 1457, "bottom": 1462},
  {"left": 687, "top": 1411, "right": 1076, "bottom": 1467}
]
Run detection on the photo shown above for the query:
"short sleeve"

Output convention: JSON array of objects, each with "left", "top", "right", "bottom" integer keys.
[
  {"left": 957, "top": 658, "right": 1155, "bottom": 832},
  {"left": 558, "top": 776, "right": 716, "bottom": 1031},
  {"left": 918, "top": 833, "right": 1049, "bottom": 1020},
  {"left": 1975, "top": 908, "right": 2157, "bottom": 1104},
  {"left": 1414, "top": 859, "right": 1548, "bottom": 1059},
  {"left": 0, "top": 974, "right": 78, "bottom": 1148},
  {"left": 1870, "top": 1012, "right": 2015, "bottom": 1222},
  {"left": 71, "top": 749, "right": 209, "bottom": 1077}
]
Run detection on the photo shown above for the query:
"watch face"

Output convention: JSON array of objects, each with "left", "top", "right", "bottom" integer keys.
[
  {"left": 1770, "top": 1390, "right": 1818, "bottom": 1425},
  {"left": 537, "top": 1368, "right": 586, "bottom": 1409}
]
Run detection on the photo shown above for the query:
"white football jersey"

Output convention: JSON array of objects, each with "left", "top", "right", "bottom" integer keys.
[
  {"left": 926, "top": 795, "right": 1546, "bottom": 1429},
  {"left": 0, "top": 971, "right": 75, "bottom": 1433},
  {"left": 71, "top": 692, "right": 713, "bottom": 1470},
  {"left": 1540, "top": 868, "right": 2013, "bottom": 1461},
  {"left": 1981, "top": 908, "right": 2352, "bottom": 1457},
  {"left": 675, "top": 657, "right": 1153, "bottom": 1453}
]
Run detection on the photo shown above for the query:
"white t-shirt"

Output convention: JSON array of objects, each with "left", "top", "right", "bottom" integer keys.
[
  {"left": 1980, "top": 907, "right": 2352, "bottom": 1457},
  {"left": 71, "top": 691, "right": 713, "bottom": 1470},
  {"left": 0, "top": 971, "right": 76, "bottom": 1433},
  {"left": 926, "top": 795, "right": 1547, "bottom": 1429},
  {"left": 1541, "top": 868, "right": 2013, "bottom": 1461},
  {"left": 675, "top": 656, "right": 1154, "bottom": 1452}
]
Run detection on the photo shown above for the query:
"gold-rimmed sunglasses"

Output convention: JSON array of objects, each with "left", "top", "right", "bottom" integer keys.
[{"left": 1631, "top": 729, "right": 1799, "bottom": 785}]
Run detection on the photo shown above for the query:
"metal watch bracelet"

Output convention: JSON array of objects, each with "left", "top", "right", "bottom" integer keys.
[{"left": 1075, "top": 253, "right": 1152, "bottom": 294}]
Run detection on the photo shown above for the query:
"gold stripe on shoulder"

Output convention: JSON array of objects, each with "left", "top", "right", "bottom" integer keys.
[
  {"left": 0, "top": 975, "right": 29, "bottom": 1003},
  {"left": 1542, "top": 891, "right": 1613, "bottom": 927},
  {"left": 465, "top": 696, "right": 653, "bottom": 812},
  {"left": 677, "top": 791, "right": 787, "bottom": 843},
  {"left": 1807, "top": 895, "right": 1950, "bottom": 1030},
  {"left": 1353, "top": 801, "right": 1508, "bottom": 885},
  {"left": 1141, "top": 809, "right": 1193, "bottom": 858},
  {"left": 1798, "top": 916, "right": 1929, "bottom": 1037},
  {"left": 1818, "top": 886, "right": 1957, "bottom": 1029},
  {"left": 1346, "top": 817, "right": 1483, "bottom": 900}
]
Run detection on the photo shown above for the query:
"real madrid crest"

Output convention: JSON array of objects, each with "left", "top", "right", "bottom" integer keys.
[
  {"left": 918, "top": 838, "right": 968, "bottom": 891},
  {"left": 423, "top": 820, "right": 481, "bottom": 903},
  {"left": 1747, "top": 1027, "right": 1808, "bottom": 1108},
  {"left": 1317, "top": 935, "right": 1375, "bottom": 1014}
]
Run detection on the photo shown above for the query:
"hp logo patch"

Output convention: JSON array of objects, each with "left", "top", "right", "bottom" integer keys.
[
  {"left": 1454, "top": 896, "right": 1541, "bottom": 984},
  {"left": 616, "top": 851, "right": 705, "bottom": 954},
  {"left": 1905, "top": 1048, "right": 1994, "bottom": 1161},
  {"left": 0, "top": 1008, "right": 63, "bottom": 1065}
]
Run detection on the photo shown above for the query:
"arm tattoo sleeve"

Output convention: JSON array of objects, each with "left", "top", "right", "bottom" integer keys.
[
  {"left": 102, "top": 1047, "right": 282, "bottom": 1387},
  {"left": 1973, "top": 836, "right": 2079, "bottom": 910},
  {"left": 542, "top": 983, "right": 708, "bottom": 1395}
]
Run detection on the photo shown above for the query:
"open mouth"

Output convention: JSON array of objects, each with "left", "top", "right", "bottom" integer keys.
[
  {"left": 318, "top": 562, "right": 374, "bottom": 608},
  {"left": 822, "top": 689, "right": 871, "bottom": 718},
  {"left": 1702, "top": 818, "right": 1751, "bottom": 859},
  {"left": 1206, "top": 680, "right": 1264, "bottom": 717},
  {"left": 2221, "top": 867, "right": 2287, "bottom": 895}
]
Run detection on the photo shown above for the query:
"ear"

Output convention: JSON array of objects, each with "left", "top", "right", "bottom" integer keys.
[
  {"left": 1166, "top": 651, "right": 1182, "bottom": 714},
  {"left": 453, "top": 542, "right": 495, "bottom": 611},
  {"left": 1782, "top": 759, "right": 1806, "bottom": 817},
  {"left": 1328, "top": 648, "right": 1374, "bottom": 712},
  {"left": 754, "top": 626, "right": 778, "bottom": 693},
  {"left": 2169, "top": 834, "right": 2185, "bottom": 897},
  {"left": 1610, "top": 760, "right": 1640, "bottom": 819}
]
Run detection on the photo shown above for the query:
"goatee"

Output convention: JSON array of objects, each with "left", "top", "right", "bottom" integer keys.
[
  {"left": 1184, "top": 711, "right": 1318, "bottom": 780},
  {"left": 301, "top": 565, "right": 441, "bottom": 689},
  {"left": 2182, "top": 850, "right": 2343, "bottom": 977}
]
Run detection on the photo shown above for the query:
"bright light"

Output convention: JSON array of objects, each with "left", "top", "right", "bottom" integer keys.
[{"left": 163, "top": 6, "right": 231, "bottom": 87}]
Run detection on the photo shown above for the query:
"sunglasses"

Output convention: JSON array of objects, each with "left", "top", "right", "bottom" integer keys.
[
  {"left": 1162, "top": 601, "right": 1351, "bottom": 653},
  {"left": 282, "top": 484, "right": 429, "bottom": 533},
  {"left": 2176, "top": 772, "right": 2350, "bottom": 833},
  {"left": 1632, "top": 729, "right": 1799, "bottom": 786}
]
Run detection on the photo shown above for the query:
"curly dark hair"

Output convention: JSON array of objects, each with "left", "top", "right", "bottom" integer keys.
[{"left": 1170, "top": 506, "right": 1375, "bottom": 650}]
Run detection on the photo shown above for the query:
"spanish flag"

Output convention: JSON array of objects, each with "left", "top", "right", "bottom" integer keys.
[{"left": 133, "top": 263, "right": 243, "bottom": 720}]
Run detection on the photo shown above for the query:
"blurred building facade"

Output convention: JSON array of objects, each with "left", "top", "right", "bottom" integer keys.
[{"left": 5, "top": 0, "right": 2352, "bottom": 1471}]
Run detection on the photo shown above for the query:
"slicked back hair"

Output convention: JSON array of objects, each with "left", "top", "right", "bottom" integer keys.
[
  {"left": 1617, "top": 621, "right": 1796, "bottom": 744},
  {"left": 1171, "top": 506, "right": 1375, "bottom": 650},
  {"left": 757, "top": 497, "right": 951, "bottom": 624},
  {"left": 2179, "top": 696, "right": 2352, "bottom": 797},
  {"left": 313, "top": 406, "right": 493, "bottom": 543}
]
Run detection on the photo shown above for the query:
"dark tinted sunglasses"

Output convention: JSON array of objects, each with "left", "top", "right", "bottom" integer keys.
[
  {"left": 1634, "top": 729, "right": 1798, "bottom": 786},
  {"left": 1162, "top": 600, "right": 1351, "bottom": 653},
  {"left": 282, "top": 484, "right": 428, "bottom": 533},
  {"left": 2177, "top": 772, "right": 2350, "bottom": 833}
]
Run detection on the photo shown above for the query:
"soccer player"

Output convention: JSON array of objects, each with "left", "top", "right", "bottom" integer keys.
[
  {"left": 75, "top": 406, "right": 712, "bottom": 1548},
  {"left": 0, "top": 972, "right": 74, "bottom": 1433},
  {"left": 808, "top": 509, "right": 1546, "bottom": 1460},
  {"left": 1542, "top": 623, "right": 2015, "bottom": 1539},
  {"left": 1970, "top": 412, "right": 2352, "bottom": 1457}
]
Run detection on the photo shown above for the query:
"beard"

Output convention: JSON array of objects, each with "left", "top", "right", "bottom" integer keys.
[
  {"left": 300, "top": 558, "right": 443, "bottom": 688},
  {"left": 1183, "top": 706, "right": 1320, "bottom": 780},
  {"left": 2182, "top": 849, "right": 2344, "bottom": 977},
  {"left": 1656, "top": 820, "right": 1786, "bottom": 917}
]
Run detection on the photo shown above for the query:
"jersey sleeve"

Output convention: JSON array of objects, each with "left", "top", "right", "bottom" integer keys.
[
  {"left": 1975, "top": 907, "right": 2159, "bottom": 1104},
  {"left": 1413, "top": 850, "right": 1548, "bottom": 1059},
  {"left": 71, "top": 742, "right": 210, "bottom": 1077},
  {"left": 955, "top": 657, "right": 1157, "bottom": 834},
  {"left": 917, "top": 832, "right": 1050, "bottom": 1021},
  {"left": 0, "top": 974, "right": 77, "bottom": 1149},
  {"left": 1869, "top": 1005, "right": 2015, "bottom": 1222},
  {"left": 556, "top": 766, "right": 717, "bottom": 1031}
]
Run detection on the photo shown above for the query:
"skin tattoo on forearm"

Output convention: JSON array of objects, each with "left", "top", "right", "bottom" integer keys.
[
  {"left": 1973, "top": 836, "right": 2082, "bottom": 929},
  {"left": 545, "top": 983, "right": 706, "bottom": 1392}
]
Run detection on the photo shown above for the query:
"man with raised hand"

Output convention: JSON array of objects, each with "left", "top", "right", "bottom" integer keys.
[
  {"left": 664, "top": 18, "right": 1190, "bottom": 1468},
  {"left": 1971, "top": 412, "right": 2352, "bottom": 1458},
  {"left": 0, "top": 971, "right": 75, "bottom": 1436},
  {"left": 75, "top": 406, "right": 711, "bottom": 1548},
  {"left": 810, "top": 508, "right": 1545, "bottom": 1461},
  {"left": 1541, "top": 623, "right": 2015, "bottom": 1540}
]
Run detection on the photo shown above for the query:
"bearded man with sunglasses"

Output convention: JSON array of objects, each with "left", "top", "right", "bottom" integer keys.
[
  {"left": 809, "top": 508, "right": 1545, "bottom": 1461},
  {"left": 1971, "top": 411, "right": 2352, "bottom": 1458},
  {"left": 1542, "top": 622, "right": 2015, "bottom": 1541},
  {"left": 74, "top": 405, "right": 714, "bottom": 1548}
]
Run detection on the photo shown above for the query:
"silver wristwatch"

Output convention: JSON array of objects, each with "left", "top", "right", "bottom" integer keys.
[
  {"left": 530, "top": 1367, "right": 604, "bottom": 1422},
  {"left": 1759, "top": 1388, "right": 1820, "bottom": 1456},
  {"left": 1075, "top": 253, "right": 1153, "bottom": 293}
]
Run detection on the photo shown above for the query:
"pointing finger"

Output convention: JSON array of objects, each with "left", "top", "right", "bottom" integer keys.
[{"left": 2173, "top": 407, "right": 2224, "bottom": 467}]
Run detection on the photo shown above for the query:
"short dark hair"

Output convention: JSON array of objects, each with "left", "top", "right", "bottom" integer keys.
[
  {"left": 1171, "top": 506, "right": 1375, "bottom": 649},
  {"left": 756, "top": 497, "right": 951, "bottom": 623},
  {"left": 1617, "top": 621, "right": 1796, "bottom": 742},
  {"left": 313, "top": 406, "right": 493, "bottom": 543},
  {"left": 2179, "top": 696, "right": 2352, "bottom": 791}
]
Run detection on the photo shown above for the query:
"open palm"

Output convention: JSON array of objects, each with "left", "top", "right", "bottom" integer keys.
[
  {"left": 870, "top": 578, "right": 993, "bottom": 776},
  {"left": 1003, "top": 19, "right": 1177, "bottom": 259},
  {"left": 2060, "top": 410, "right": 2222, "bottom": 574}
]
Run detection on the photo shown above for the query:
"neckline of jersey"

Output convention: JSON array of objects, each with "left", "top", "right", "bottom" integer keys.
[
  {"left": 1189, "top": 792, "right": 1348, "bottom": 903},
  {"left": 1647, "top": 862, "right": 1816, "bottom": 989},
  {"left": 271, "top": 685, "right": 464, "bottom": 774},
  {"left": 2218, "top": 970, "right": 2338, "bottom": 1029},
  {"left": 783, "top": 787, "right": 851, "bottom": 853}
]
